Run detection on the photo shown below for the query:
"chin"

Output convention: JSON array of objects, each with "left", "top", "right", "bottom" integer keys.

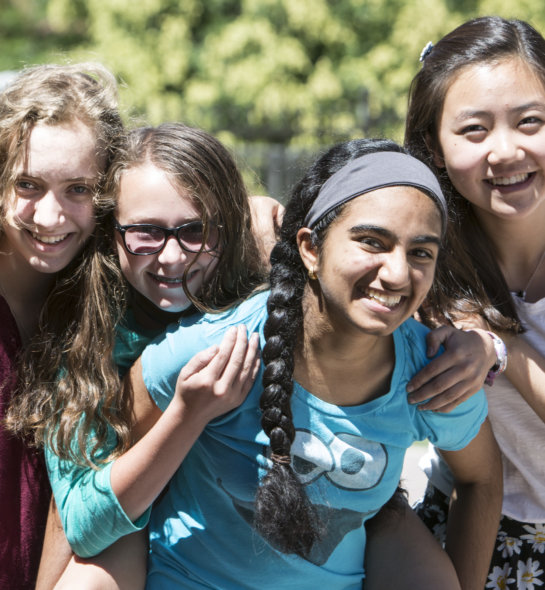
[{"left": 158, "top": 299, "right": 193, "bottom": 313}]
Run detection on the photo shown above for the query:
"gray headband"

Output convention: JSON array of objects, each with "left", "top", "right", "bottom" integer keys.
[{"left": 304, "top": 151, "right": 447, "bottom": 232}]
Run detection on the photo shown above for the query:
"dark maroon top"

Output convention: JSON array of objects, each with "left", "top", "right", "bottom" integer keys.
[{"left": 0, "top": 296, "right": 51, "bottom": 590}]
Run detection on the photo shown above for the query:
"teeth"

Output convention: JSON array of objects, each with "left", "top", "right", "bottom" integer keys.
[
  {"left": 366, "top": 288, "right": 401, "bottom": 307},
  {"left": 488, "top": 173, "right": 529, "bottom": 186},
  {"left": 157, "top": 276, "right": 183, "bottom": 284},
  {"left": 31, "top": 232, "right": 68, "bottom": 244},
  {"left": 154, "top": 270, "right": 197, "bottom": 284}
]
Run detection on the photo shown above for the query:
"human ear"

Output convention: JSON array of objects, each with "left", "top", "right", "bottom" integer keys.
[
  {"left": 425, "top": 133, "right": 445, "bottom": 168},
  {"left": 296, "top": 227, "right": 319, "bottom": 274},
  {"left": 432, "top": 151, "right": 445, "bottom": 168}
]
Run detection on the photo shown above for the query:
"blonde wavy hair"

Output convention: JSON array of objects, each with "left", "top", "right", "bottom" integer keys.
[{"left": 4, "top": 63, "right": 129, "bottom": 467}]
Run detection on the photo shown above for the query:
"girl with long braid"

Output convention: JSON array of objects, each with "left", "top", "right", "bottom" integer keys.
[{"left": 100, "top": 137, "right": 500, "bottom": 589}]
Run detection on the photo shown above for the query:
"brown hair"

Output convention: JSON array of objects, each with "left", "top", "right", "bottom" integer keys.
[
  {"left": 405, "top": 16, "right": 545, "bottom": 332},
  {"left": 106, "top": 123, "right": 266, "bottom": 312}
]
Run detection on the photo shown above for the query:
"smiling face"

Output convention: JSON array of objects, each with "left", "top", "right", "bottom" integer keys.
[
  {"left": 115, "top": 162, "right": 220, "bottom": 313},
  {"left": 299, "top": 186, "right": 442, "bottom": 338},
  {"left": 436, "top": 57, "right": 545, "bottom": 224},
  {"left": 1, "top": 120, "right": 99, "bottom": 275}
]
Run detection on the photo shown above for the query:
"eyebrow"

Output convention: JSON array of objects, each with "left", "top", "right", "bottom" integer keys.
[
  {"left": 119, "top": 216, "right": 202, "bottom": 226},
  {"left": 349, "top": 224, "right": 441, "bottom": 246},
  {"left": 17, "top": 172, "right": 98, "bottom": 183},
  {"left": 454, "top": 101, "right": 545, "bottom": 122}
]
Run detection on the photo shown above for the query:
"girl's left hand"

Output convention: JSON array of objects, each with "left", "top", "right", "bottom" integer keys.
[{"left": 406, "top": 326, "right": 496, "bottom": 412}]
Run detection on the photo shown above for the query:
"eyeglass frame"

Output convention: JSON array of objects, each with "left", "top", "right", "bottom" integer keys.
[{"left": 114, "top": 220, "right": 223, "bottom": 256}]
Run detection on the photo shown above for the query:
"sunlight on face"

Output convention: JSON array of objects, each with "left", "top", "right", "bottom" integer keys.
[{"left": 115, "top": 163, "right": 220, "bottom": 312}]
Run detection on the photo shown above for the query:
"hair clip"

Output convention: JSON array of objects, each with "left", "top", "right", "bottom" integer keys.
[{"left": 419, "top": 41, "right": 434, "bottom": 62}]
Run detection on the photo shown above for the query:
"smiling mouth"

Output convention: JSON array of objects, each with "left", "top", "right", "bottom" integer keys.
[
  {"left": 151, "top": 270, "right": 197, "bottom": 285},
  {"left": 486, "top": 172, "right": 533, "bottom": 186},
  {"left": 365, "top": 287, "right": 402, "bottom": 308},
  {"left": 30, "top": 231, "right": 69, "bottom": 245}
]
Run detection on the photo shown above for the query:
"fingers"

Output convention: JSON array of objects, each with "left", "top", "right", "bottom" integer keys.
[
  {"left": 406, "top": 354, "right": 454, "bottom": 396},
  {"left": 424, "top": 325, "right": 455, "bottom": 358},
  {"left": 182, "top": 325, "right": 243, "bottom": 384},
  {"left": 273, "top": 202, "right": 285, "bottom": 232},
  {"left": 216, "top": 327, "right": 259, "bottom": 393},
  {"left": 176, "top": 325, "right": 260, "bottom": 416},
  {"left": 408, "top": 355, "right": 485, "bottom": 408},
  {"left": 407, "top": 327, "right": 491, "bottom": 411},
  {"left": 235, "top": 332, "right": 261, "bottom": 397},
  {"left": 413, "top": 378, "right": 479, "bottom": 412},
  {"left": 179, "top": 345, "right": 220, "bottom": 380}
]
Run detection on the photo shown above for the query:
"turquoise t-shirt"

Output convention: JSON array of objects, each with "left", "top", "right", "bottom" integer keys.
[
  {"left": 45, "top": 309, "right": 166, "bottom": 557},
  {"left": 142, "top": 290, "right": 488, "bottom": 590}
]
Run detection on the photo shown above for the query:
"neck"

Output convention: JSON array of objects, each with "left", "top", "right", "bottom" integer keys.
[
  {"left": 293, "top": 288, "right": 395, "bottom": 406},
  {"left": 130, "top": 288, "right": 190, "bottom": 330},
  {"left": 474, "top": 205, "right": 545, "bottom": 299},
  {"left": 0, "top": 240, "right": 56, "bottom": 342}
]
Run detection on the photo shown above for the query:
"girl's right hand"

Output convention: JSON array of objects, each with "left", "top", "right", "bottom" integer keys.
[{"left": 173, "top": 325, "right": 260, "bottom": 423}]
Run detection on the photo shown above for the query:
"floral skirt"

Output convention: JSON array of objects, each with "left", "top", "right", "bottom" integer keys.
[{"left": 414, "top": 483, "right": 545, "bottom": 590}]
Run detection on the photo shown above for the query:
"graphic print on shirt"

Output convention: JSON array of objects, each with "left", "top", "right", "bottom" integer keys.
[
  {"left": 219, "top": 428, "right": 388, "bottom": 565},
  {"left": 290, "top": 429, "right": 387, "bottom": 489}
]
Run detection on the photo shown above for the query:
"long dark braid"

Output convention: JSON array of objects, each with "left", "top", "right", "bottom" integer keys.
[{"left": 255, "top": 138, "right": 406, "bottom": 558}]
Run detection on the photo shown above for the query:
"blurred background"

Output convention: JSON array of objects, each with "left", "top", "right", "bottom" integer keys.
[{"left": 1, "top": 0, "right": 543, "bottom": 198}]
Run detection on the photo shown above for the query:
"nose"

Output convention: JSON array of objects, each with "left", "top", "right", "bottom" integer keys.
[
  {"left": 33, "top": 191, "right": 65, "bottom": 228},
  {"left": 378, "top": 248, "right": 410, "bottom": 289},
  {"left": 156, "top": 235, "right": 190, "bottom": 265},
  {"left": 487, "top": 128, "right": 524, "bottom": 166}
]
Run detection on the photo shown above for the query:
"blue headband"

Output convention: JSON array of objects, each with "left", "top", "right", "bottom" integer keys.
[{"left": 304, "top": 151, "right": 447, "bottom": 233}]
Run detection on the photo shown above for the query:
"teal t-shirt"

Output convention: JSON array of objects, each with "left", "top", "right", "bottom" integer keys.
[
  {"left": 141, "top": 290, "right": 488, "bottom": 590},
  {"left": 45, "top": 307, "right": 167, "bottom": 557}
]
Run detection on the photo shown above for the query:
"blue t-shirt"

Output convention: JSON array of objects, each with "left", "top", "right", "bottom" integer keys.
[{"left": 142, "top": 290, "right": 488, "bottom": 590}]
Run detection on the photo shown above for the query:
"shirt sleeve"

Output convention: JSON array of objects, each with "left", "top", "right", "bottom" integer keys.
[
  {"left": 141, "top": 317, "right": 213, "bottom": 411},
  {"left": 45, "top": 432, "right": 151, "bottom": 558},
  {"left": 417, "top": 389, "right": 488, "bottom": 451},
  {"left": 398, "top": 319, "right": 489, "bottom": 451}
]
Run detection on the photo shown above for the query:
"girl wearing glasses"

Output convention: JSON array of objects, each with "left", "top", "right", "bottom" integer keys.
[
  {"left": 37, "top": 123, "right": 269, "bottom": 587},
  {"left": 47, "top": 137, "right": 501, "bottom": 589}
]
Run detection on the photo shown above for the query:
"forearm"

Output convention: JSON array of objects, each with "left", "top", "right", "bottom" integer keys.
[
  {"left": 111, "top": 326, "right": 259, "bottom": 527},
  {"left": 445, "top": 478, "right": 501, "bottom": 590},
  {"left": 503, "top": 335, "right": 545, "bottom": 422},
  {"left": 35, "top": 498, "right": 73, "bottom": 590},
  {"left": 111, "top": 397, "right": 208, "bottom": 521},
  {"left": 49, "top": 424, "right": 187, "bottom": 558},
  {"left": 440, "top": 419, "right": 502, "bottom": 590}
]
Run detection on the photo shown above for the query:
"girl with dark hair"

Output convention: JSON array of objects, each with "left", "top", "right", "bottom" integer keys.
[
  {"left": 402, "top": 16, "right": 545, "bottom": 587},
  {"left": 0, "top": 62, "right": 125, "bottom": 590},
  {"left": 98, "top": 138, "right": 500, "bottom": 589}
]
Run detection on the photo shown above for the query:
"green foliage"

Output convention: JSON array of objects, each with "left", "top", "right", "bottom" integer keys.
[
  {"left": 2, "top": 0, "right": 545, "bottom": 148},
  {"left": 0, "top": 0, "right": 82, "bottom": 69}
]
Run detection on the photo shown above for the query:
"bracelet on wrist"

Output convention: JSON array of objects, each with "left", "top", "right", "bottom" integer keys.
[{"left": 484, "top": 331, "right": 508, "bottom": 386}]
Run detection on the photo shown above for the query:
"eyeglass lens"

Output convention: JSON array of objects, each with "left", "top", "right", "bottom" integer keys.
[{"left": 123, "top": 223, "right": 219, "bottom": 254}]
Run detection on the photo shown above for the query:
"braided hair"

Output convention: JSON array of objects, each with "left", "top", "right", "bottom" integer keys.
[{"left": 255, "top": 138, "right": 406, "bottom": 557}]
